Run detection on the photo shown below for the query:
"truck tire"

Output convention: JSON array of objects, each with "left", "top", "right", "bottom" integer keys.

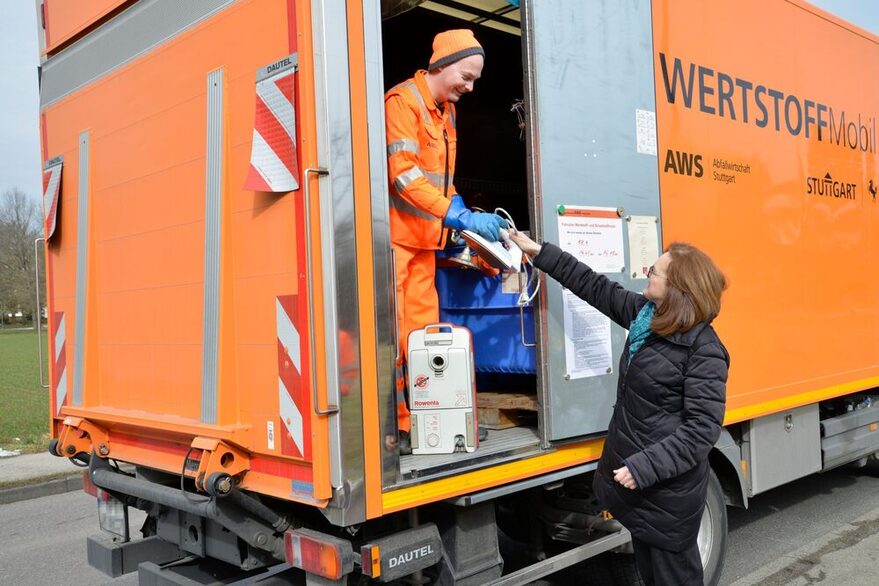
[{"left": 700, "top": 469, "right": 728, "bottom": 586}]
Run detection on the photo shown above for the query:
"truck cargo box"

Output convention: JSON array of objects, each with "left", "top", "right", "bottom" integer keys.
[{"left": 36, "top": 2, "right": 879, "bottom": 583}]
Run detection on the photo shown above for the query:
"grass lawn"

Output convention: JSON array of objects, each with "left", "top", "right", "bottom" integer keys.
[{"left": 0, "top": 328, "right": 51, "bottom": 453}]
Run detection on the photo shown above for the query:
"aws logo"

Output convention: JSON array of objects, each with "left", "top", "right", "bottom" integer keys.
[{"left": 663, "top": 149, "right": 703, "bottom": 178}]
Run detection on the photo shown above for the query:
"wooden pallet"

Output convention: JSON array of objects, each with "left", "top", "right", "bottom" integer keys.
[{"left": 477, "top": 392, "right": 538, "bottom": 430}]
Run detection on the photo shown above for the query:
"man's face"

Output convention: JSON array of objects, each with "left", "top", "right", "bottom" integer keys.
[{"left": 434, "top": 55, "right": 484, "bottom": 102}]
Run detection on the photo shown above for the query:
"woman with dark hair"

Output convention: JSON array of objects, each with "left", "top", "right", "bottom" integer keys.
[{"left": 509, "top": 230, "right": 729, "bottom": 586}]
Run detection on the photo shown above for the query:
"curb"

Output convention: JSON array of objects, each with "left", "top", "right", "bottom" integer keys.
[{"left": 0, "top": 473, "right": 83, "bottom": 505}]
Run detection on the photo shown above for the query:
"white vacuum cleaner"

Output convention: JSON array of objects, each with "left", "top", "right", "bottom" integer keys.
[{"left": 407, "top": 324, "right": 478, "bottom": 455}]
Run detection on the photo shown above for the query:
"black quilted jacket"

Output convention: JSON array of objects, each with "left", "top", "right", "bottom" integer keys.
[{"left": 534, "top": 243, "right": 728, "bottom": 550}]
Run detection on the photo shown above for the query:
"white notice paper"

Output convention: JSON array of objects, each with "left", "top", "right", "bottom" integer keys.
[
  {"left": 635, "top": 109, "right": 657, "bottom": 156},
  {"left": 556, "top": 205, "right": 621, "bottom": 379},
  {"left": 556, "top": 206, "right": 625, "bottom": 274},
  {"left": 563, "top": 291, "right": 613, "bottom": 379},
  {"left": 626, "top": 215, "right": 660, "bottom": 279}
]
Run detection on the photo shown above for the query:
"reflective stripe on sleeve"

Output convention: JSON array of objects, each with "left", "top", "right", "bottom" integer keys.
[
  {"left": 387, "top": 139, "right": 420, "bottom": 156},
  {"left": 389, "top": 191, "right": 438, "bottom": 221},
  {"left": 393, "top": 166, "right": 425, "bottom": 193},
  {"left": 392, "top": 167, "right": 452, "bottom": 191},
  {"left": 423, "top": 171, "right": 453, "bottom": 188}
]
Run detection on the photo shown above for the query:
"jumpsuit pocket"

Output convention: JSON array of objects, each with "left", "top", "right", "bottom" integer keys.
[{"left": 421, "top": 123, "right": 444, "bottom": 170}]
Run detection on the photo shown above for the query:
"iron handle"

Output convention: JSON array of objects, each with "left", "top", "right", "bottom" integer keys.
[{"left": 303, "top": 167, "right": 338, "bottom": 416}]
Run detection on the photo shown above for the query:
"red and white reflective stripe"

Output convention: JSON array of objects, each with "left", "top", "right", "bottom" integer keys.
[
  {"left": 42, "top": 159, "right": 63, "bottom": 239},
  {"left": 276, "top": 295, "right": 309, "bottom": 458},
  {"left": 279, "top": 379, "right": 304, "bottom": 455},
  {"left": 53, "top": 311, "right": 67, "bottom": 414},
  {"left": 245, "top": 56, "right": 299, "bottom": 192}
]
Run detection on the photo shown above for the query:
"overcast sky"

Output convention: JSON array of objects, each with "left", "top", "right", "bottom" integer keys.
[{"left": 0, "top": 1, "right": 876, "bottom": 202}]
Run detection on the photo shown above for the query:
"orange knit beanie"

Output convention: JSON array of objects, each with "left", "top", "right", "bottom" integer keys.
[{"left": 428, "top": 29, "right": 484, "bottom": 71}]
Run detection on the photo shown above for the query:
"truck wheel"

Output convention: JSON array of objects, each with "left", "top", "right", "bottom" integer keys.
[{"left": 699, "top": 469, "right": 728, "bottom": 586}]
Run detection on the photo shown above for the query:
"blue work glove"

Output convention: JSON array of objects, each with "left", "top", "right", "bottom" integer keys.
[{"left": 443, "top": 195, "right": 509, "bottom": 242}]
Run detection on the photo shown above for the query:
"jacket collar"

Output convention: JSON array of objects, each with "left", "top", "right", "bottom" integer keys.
[
  {"left": 664, "top": 320, "right": 712, "bottom": 347},
  {"left": 638, "top": 295, "right": 714, "bottom": 347},
  {"left": 414, "top": 70, "right": 442, "bottom": 114}
]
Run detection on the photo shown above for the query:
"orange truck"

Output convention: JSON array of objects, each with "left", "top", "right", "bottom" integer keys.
[{"left": 36, "top": 0, "right": 879, "bottom": 584}]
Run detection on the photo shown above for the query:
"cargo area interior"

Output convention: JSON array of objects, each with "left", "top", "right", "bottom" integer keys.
[{"left": 381, "top": 2, "right": 546, "bottom": 481}]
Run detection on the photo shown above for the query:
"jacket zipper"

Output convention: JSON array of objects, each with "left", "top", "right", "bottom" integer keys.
[
  {"left": 437, "top": 127, "right": 450, "bottom": 247},
  {"left": 621, "top": 334, "right": 658, "bottom": 392}
]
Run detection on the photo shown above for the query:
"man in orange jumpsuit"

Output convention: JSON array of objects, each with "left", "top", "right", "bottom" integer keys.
[{"left": 385, "top": 29, "right": 508, "bottom": 451}]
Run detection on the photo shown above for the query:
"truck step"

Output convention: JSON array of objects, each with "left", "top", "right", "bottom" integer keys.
[{"left": 489, "top": 528, "right": 631, "bottom": 586}]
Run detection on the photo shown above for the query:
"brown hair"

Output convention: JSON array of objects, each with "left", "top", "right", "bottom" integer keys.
[{"left": 652, "top": 242, "right": 727, "bottom": 336}]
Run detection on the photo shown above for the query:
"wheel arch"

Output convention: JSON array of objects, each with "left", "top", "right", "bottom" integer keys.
[{"left": 710, "top": 427, "right": 748, "bottom": 509}]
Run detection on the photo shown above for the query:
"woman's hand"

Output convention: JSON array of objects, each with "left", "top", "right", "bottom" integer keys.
[
  {"left": 508, "top": 228, "right": 542, "bottom": 257},
  {"left": 613, "top": 466, "right": 638, "bottom": 490}
]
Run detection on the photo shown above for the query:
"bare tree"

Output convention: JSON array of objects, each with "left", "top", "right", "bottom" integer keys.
[{"left": 0, "top": 188, "right": 41, "bottom": 326}]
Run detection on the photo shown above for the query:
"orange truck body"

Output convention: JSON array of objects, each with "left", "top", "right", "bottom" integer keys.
[
  {"left": 37, "top": 0, "right": 877, "bottom": 573},
  {"left": 655, "top": 1, "right": 879, "bottom": 423},
  {"left": 42, "top": 0, "right": 341, "bottom": 506}
]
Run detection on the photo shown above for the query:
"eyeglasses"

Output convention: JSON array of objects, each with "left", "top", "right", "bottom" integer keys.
[{"left": 647, "top": 265, "right": 667, "bottom": 279}]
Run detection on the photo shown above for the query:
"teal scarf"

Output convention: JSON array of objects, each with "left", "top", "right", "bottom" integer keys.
[{"left": 627, "top": 301, "right": 656, "bottom": 364}]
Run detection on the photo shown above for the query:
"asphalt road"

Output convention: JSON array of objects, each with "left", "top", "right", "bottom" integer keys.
[
  {"left": 1, "top": 460, "right": 878, "bottom": 585},
  {"left": 0, "top": 489, "right": 141, "bottom": 586},
  {"left": 721, "top": 458, "right": 879, "bottom": 585}
]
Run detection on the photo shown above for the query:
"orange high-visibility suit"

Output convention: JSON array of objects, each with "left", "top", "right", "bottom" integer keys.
[{"left": 385, "top": 70, "right": 458, "bottom": 433}]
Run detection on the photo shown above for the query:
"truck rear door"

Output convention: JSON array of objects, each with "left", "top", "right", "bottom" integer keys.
[
  {"left": 39, "top": 0, "right": 351, "bottom": 507},
  {"left": 523, "top": 1, "right": 663, "bottom": 442}
]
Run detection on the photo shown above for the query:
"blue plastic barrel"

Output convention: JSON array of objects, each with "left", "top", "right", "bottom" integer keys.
[{"left": 435, "top": 258, "right": 536, "bottom": 374}]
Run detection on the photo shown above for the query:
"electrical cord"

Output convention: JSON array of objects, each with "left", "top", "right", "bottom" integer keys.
[
  {"left": 458, "top": 204, "right": 542, "bottom": 304},
  {"left": 516, "top": 259, "right": 540, "bottom": 306},
  {"left": 69, "top": 457, "right": 88, "bottom": 468},
  {"left": 493, "top": 207, "right": 516, "bottom": 232},
  {"left": 520, "top": 262, "right": 541, "bottom": 306},
  {"left": 109, "top": 458, "right": 136, "bottom": 477},
  {"left": 493, "top": 207, "right": 541, "bottom": 306}
]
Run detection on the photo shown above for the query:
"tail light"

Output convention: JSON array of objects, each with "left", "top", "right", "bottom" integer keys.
[
  {"left": 283, "top": 528, "right": 353, "bottom": 580},
  {"left": 96, "top": 487, "right": 129, "bottom": 539},
  {"left": 82, "top": 470, "right": 98, "bottom": 496}
]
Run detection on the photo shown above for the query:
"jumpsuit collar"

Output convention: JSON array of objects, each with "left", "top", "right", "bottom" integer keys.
[{"left": 414, "top": 70, "right": 445, "bottom": 118}]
